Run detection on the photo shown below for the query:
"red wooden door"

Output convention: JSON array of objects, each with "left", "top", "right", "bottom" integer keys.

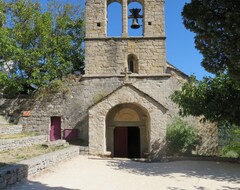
[
  {"left": 114, "top": 127, "right": 128, "bottom": 158},
  {"left": 50, "top": 117, "right": 61, "bottom": 141}
]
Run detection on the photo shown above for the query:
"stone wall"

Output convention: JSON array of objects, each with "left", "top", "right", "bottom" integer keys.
[
  {"left": 89, "top": 84, "right": 169, "bottom": 156},
  {"left": 0, "top": 146, "right": 81, "bottom": 189},
  {"left": 85, "top": 38, "right": 166, "bottom": 75},
  {"left": 0, "top": 125, "right": 22, "bottom": 135},
  {"left": 0, "top": 135, "right": 48, "bottom": 151},
  {"left": 0, "top": 75, "right": 218, "bottom": 156}
]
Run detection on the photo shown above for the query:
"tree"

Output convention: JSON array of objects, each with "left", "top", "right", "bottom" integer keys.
[
  {"left": 182, "top": 0, "right": 240, "bottom": 81},
  {"left": 0, "top": 0, "right": 85, "bottom": 96},
  {"left": 171, "top": 74, "right": 240, "bottom": 126},
  {"left": 171, "top": 1, "right": 240, "bottom": 127}
]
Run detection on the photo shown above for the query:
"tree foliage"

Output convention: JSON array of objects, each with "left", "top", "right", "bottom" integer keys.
[
  {"left": 171, "top": 74, "right": 240, "bottom": 126},
  {"left": 0, "top": 0, "right": 85, "bottom": 96},
  {"left": 172, "top": 1, "right": 240, "bottom": 127},
  {"left": 182, "top": 0, "right": 240, "bottom": 81}
]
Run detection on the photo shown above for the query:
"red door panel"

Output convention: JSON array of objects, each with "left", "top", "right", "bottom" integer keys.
[
  {"left": 50, "top": 117, "right": 61, "bottom": 141},
  {"left": 114, "top": 127, "right": 128, "bottom": 158}
]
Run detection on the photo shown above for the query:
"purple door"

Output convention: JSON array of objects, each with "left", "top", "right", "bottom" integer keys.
[
  {"left": 50, "top": 117, "right": 61, "bottom": 141},
  {"left": 114, "top": 127, "right": 128, "bottom": 158}
]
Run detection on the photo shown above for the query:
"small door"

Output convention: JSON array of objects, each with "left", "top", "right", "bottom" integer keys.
[
  {"left": 114, "top": 127, "right": 140, "bottom": 158},
  {"left": 114, "top": 127, "right": 128, "bottom": 158},
  {"left": 50, "top": 117, "right": 61, "bottom": 141}
]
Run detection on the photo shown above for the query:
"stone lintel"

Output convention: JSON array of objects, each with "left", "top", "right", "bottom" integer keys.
[
  {"left": 85, "top": 36, "right": 166, "bottom": 41},
  {"left": 82, "top": 74, "right": 171, "bottom": 79}
]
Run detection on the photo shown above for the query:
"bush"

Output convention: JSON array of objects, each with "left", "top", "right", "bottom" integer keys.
[
  {"left": 166, "top": 118, "right": 199, "bottom": 156},
  {"left": 220, "top": 129, "right": 240, "bottom": 158}
]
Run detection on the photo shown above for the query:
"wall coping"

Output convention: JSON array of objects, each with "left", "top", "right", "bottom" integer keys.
[
  {"left": 82, "top": 74, "right": 171, "bottom": 79},
  {"left": 85, "top": 36, "right": 166, "bottom": 41}
]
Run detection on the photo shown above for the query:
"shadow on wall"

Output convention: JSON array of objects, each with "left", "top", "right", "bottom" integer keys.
[
  {"left": 0, "top": 98, "right": 35, "bottom": 124},
  {"left": 0, "top": 93, "right": 64, "bottom": 124},
  {"left": 149, "top": 138, "right": 167, "bottom": 161},
  {"left": 106, "top": 159, "right": 240, "bottom": 184}
]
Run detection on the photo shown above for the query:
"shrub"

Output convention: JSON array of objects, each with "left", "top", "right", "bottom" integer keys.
[
  {"left": 220, "top": 129, "right": 240, "bottom": 158},
  {"left": 166, "top": 118, "right": 199, "bottom": 156}
]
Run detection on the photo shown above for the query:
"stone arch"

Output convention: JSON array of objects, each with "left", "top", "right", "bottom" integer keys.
[
  {"left": 106, "top": 103, "right": 150, "bottom": 158},
  {"left": 128, "top": 54, "right": 139, "bottom": 73},
  {"left": 128, "top": 0, "right": 144, "bottom": 5},
  {"left": 88, "top": 85, "right": 168, "bottom": 156},
  {"left": 107, "top": 0, "right": 122, "bottom": 6}
]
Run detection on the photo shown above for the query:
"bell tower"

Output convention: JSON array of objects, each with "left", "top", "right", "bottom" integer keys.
[{"left": 85, "top": 0, "right": 167, "bottom": 75}]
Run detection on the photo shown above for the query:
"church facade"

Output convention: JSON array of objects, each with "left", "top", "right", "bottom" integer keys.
[{"left": 0, "top": 0, "right": 218, "bottom": 159}]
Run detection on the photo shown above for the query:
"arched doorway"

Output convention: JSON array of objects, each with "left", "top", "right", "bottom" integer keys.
[{"left": 106, "top": 103, "right": 150, "bottom": 158}]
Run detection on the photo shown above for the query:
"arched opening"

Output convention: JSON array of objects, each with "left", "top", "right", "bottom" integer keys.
[
  {"left": 128, "top": 1, "right": 143, "bottom": 36},
  {"left": 128, "top": 54, "right": 139, "bottom": 73},
  {"left": 106, "top": 103, "right": 150, "bottom": 158},
  {"left": 107, "top": 1, "right": 122, "bottom": 37}
]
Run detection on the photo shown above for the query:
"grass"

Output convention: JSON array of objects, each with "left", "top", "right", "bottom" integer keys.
[
  {"left": 0, "top": 144, "right": 67, "bottom": 168},
  {"left": 0, "top": 131, "right": 41, "bottom": 140}
]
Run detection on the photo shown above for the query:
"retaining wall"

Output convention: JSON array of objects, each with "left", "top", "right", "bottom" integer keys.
[
  {"left": 0, "top": 125, "right": 22, "bottom": 135},
  {"left": 0, "top": 135, "right": 48, "bottom": 151},
  {"left": 0, "top": 146, "right": 81, "bottom": 189}
]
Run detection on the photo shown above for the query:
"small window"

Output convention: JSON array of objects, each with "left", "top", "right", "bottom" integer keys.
[
  {"left": 128, "top": 60, "right": 134, "bottom": 73},
  {"left": 127, "top": 54, "right": 138, "bottom": 73}
]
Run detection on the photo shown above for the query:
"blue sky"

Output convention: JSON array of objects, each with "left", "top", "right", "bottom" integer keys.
[
  {"left": 39, "top": 0, "right": 211, "bottom": 79},
  {"left": 165, "top": 1, "right": 211, "bottom": 79}
]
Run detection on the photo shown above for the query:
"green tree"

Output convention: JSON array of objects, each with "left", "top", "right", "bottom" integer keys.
[
  {"left": 182, "top": 0, "right": 240, "bottom": 81},
  {"left": 0, "top": 0, "right": 85, "bottom": 96},
  {"left": 171, "top": 1, "right": 240, "bottom": 127},
  {"left": 171, "top": 75, "right": 240, "bottom": 126}
]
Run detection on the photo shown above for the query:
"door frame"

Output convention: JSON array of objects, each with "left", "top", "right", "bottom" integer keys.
[{"left": 50, "top": 116, "right": 62, "bottom": 141}]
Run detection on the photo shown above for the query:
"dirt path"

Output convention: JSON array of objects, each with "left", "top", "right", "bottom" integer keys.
[{"left": 7, "top": 155, "right": 240, "bottom": 190}]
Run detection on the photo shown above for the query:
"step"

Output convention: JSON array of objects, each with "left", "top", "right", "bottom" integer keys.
[{"left": 42, "top": 139, "right": 69, "bottom": 148}]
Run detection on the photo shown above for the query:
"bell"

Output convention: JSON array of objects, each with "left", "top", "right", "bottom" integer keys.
[{"left": 131, "top": 18, "right": 140, "bottom": 29}]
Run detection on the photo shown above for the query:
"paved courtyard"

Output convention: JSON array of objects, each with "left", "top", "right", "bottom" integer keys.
[{"left": 7, "top": 155, "right": 240, "bottom": 190}]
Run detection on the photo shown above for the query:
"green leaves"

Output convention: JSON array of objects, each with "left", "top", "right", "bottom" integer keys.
[
  {"left": 171, "top": 74, "right": 240, "bottom": 126},
  {"left": 175, "top": 0, "right": 240, "bottom": 126},
  {"left": 166, "top": 118, "right": 199, "bottom": 156},
  {"left": 182, "top": 0, "right": 240, "bottom": 82},
  {"left": 0, "top": 0, "right": 85, "bottom": 97}
]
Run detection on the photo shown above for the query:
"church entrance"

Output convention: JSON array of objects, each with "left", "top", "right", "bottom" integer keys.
[
  {"left": 106, "top": 103, "right": 150, "bottom": 158},
  {"left": 114, "top": 127, "right": 140, "bottom": 158}
]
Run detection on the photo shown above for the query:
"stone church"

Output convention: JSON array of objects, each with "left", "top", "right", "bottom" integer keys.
[{"left": 0, "top": 0, "right": 218, "bottom": 159}]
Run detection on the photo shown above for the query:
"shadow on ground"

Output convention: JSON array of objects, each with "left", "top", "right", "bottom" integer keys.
[
  {"left": 107, "top": 159, "right": 240, "bottom": 184},
  {"left": 6, "top": 180, "right": 80, "bottom": 190}
]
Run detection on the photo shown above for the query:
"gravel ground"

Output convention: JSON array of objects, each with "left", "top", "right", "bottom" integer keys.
[{"left": 7, "top": 155, "right": 240, "bottom": 190}]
